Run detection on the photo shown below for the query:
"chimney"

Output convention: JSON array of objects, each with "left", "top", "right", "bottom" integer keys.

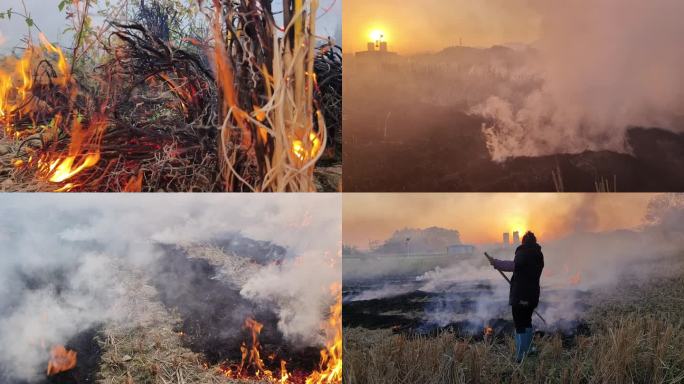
[
  {"left": 513, "top": 231, "right": 520, "bottom": 244},
  {"left": 503, "top": 232, "right": 510, "bottom": 246}
]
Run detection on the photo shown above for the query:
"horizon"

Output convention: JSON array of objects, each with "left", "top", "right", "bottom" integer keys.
[{"left": 343, "top": 194, "right": 656, "bottom": 248}]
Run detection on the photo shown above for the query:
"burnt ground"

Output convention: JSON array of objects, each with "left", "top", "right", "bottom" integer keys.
[
  {"left": 343, "top": 278, "right": 592, "bottom": 346},
  {"left": 150, "top": 245, "right": 321, "bottom": 374},
  {"left": 343, "top": 98, "right": 684, "bottom": 192}
]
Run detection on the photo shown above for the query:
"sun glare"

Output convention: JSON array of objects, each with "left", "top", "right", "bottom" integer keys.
[{"left": 369, "top": 29, "right": 385, "bottom": 42}]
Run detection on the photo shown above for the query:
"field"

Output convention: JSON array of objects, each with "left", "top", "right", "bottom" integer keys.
[
  {"left": 343, "top": 51, "right": 684, "bottom": 192},
  {"left": 343, "top": 261, "right": 684, "bottom": 383}
]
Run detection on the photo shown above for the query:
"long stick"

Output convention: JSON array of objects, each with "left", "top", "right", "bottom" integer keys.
[{"left": 484, "top": 252, "right": 548, "bottom": 325}]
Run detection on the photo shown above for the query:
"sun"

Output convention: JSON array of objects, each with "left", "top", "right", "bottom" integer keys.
[
  {"left": 506, "top": 216, "right": 528, "bottom": 235},
  {"left": 369, "top": 29, "right": 386, "bottom": 42}
]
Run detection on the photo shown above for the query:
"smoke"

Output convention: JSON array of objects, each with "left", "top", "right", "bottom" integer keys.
[
  {"left": 0, "top": 194, "right": 340, "bottom": 382},
  {"left": 475, "top": 0, "right": 684, "bottom": 161},
  {"left": 344, "top": 194, "right": 684, "bottom": 331}
]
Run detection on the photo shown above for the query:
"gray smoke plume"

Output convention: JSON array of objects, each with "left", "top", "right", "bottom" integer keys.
[
  {"left": 0, "top": 194, "right": 340, "bottom": 382},
  {"left": 474, "top": 0, "right": 684, "bottom": 161}
]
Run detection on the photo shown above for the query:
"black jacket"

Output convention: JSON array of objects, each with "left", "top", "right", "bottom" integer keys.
[{"left": 510, "top": 243, "right": 544, "bottom": 307}]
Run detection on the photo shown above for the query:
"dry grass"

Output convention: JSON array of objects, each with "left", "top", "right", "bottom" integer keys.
[
  {"left": 96, "top": 266, "right": 268, "bottom": 384},
  {"left": 344, "top": 275, "right": 684, "bottom": 384}
]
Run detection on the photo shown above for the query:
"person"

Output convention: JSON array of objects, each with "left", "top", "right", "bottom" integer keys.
[{"left": 488, "top": 231, "right": 544, "bottom": 363}]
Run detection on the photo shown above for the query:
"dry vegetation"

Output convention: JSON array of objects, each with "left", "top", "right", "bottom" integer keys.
[{"left": 343, "top": 273, "right": 684, "bottom": 384}]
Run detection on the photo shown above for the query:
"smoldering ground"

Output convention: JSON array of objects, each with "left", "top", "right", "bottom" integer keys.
[
  {"left": 344, "top": 0, "right": 684, "bottom": 191},
  {"left": 0, "top": 194, "right": 341, "bottom": 383},
  {"left": 343, "top": 194, "right": 684, "bottom": 334}
]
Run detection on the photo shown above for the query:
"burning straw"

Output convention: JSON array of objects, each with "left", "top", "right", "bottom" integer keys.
[{"left": 0, "top": 0, "right": 339, "bottom": 192}]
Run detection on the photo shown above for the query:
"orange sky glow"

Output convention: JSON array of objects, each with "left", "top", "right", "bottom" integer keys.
[
  {"left": 343, "top": 0, "right": 541, "bottom": 54},
  {"left": 343, "top": 193, "right": 657, "bottom": 248}
]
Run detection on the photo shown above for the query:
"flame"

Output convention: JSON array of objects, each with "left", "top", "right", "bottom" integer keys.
[
  {"left": 569, "top": 271, "right": 581, "bottom": 286},
  {"left": 46, "top": 345, "right": 77, "bottom": 376},
  {"left": 484, "top": 326, "right": 494, "bottom": 337},
  {"left": 305, "top": 283, "right": 342, "bottom": 384},
  {"left": 38, "top": 33, "right": 70, "bottom": 86},
  {"left": 123, "top": 171, "right": 143, "bottom": 192},
  {"left": 292, "top": 132, "right": 322, "bottom": 162},
  {"left": 37, "top": 114, "right": 106, "bottom": 187},
  {"left": 220, "top": 283, "right": 342, "bottom": 384}
]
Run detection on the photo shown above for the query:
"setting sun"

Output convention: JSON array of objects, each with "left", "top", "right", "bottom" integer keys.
[{"left": 369, "top": 29, "right": 386, "bottom": 42}]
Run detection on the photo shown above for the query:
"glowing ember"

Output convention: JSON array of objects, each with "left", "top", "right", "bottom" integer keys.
[
  {"left": 292, "top": 132, "right": 322, "bottom": 162},
  {"left": 46, "top": 345, "right": 77, "bottom": 376}
]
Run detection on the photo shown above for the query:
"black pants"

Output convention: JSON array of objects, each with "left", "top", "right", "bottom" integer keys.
[{"left": 512, "top": 304, "right": 535, "bottom": 333}]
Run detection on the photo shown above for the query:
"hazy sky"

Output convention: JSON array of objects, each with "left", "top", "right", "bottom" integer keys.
[
  {"left": 0, "top": 0, "right": 341, "bottom": 53},
  {"left": 343, "top": 0, "right": 540, "bottom": 54},
  {"left": 343, "top": 193, "right": 656, "bottom": 248}
]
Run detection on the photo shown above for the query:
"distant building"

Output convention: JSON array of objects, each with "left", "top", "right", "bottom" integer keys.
[
  {"left": 356, "top": 39, "right": 398, "bottom": 59},
  {"left": 503, "top": 232, "right": 510, "bottom": 246},
  {"left": 446, "top": 244, "right": 475, "bottom": 255},
  {"left": 513, "top": 231, "right": 520, "bottom": 245}
]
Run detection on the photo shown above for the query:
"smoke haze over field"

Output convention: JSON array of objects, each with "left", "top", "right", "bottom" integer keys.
[
  {"left": 343, "top": 194, "right": 684, "bottom": 330},
  {"left": 476, "top": 0, "right": 684, "bottom": 160},
  {"left": 0, "top": 194, "right": 340, "bottom": 382},
  {"left": 346, "top": 0, "right": 684, "bottom": 183}
]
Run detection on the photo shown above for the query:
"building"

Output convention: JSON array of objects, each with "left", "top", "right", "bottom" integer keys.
[
  {"left": 512, "top": 231, "right": 520, "bottom": 245},
  {"left": 356, "top": 38, "right": 398, "bottom": 59},
  {"left": 502, "top": 232, "right": 510, "bottom": 246}
]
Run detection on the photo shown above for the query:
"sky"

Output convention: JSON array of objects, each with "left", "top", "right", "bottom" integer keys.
[
  {"left": 343, "top": 193, "right": 657, "bottom": 248},
  {"left": 343, "top": 0, "right": 540, "bottom": 54},
  {"left": 0, "top": 0, "right": 341, "bottom": 53}
]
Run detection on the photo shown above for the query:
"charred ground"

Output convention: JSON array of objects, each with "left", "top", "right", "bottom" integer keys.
[{"left": 343, "top": 58, "right": 684, "bottom": 192}]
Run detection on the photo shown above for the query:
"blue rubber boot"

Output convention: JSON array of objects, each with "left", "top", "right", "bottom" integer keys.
[{"left": 515, "top": 332, "right": 525, "bottom": 363}]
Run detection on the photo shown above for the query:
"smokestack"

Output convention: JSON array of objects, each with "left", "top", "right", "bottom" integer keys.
[
  {"left": 513, "top": 231, "right": 520, "bottom": 244},
  {"left": 503, "top": 232, "right": 510, "bottom": 246}
]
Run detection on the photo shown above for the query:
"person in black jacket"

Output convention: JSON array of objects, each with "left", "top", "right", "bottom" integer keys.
[{"left": 489, "top": 231, "right": 544, "bottom": 362}]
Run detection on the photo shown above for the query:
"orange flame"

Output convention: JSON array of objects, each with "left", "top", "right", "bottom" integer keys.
[
  {"left": 220, "top": 283, "right": 342, "bottom": 384},
  {"left": 292, "top": 132, "right": 322, "bottom": 162},
  {"left": 38, "top": 114, "right": 106, "bottom": 187},
  {"left": 46, "top": 345, "right": 77, "bottom": 376},
  {"left": 569, "top": 271, "right": 581, "bottom": 286},
  {"left": 305, "top": 283, "right": 342, "bottom": 384},
  {"left": 123, "top": 171, "right": 143, "bottom": 192}
]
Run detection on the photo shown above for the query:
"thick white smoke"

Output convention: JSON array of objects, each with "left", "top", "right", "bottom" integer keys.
[
  {"left": 475, "top": 0, "right": 684, "bottom": 161},
  {"left": 0, "top": 194, "right": 340, "bottom": 382}
]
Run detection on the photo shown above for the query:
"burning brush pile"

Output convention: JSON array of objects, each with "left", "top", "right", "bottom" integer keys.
[{"left": 0, "top": 0, "right": 341, "bottom": 192}]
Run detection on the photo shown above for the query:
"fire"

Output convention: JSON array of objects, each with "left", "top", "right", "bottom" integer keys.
[
  {"left": 46, "top": 345, "right": 77, "bottom": 376},
  {"left": 484, "top": 326, "right": 494, "bottom": 337},
  {"left": 220, "top": 283, "right": 342, "bottom": 384},
  {"left": 305, "top": 283, "right": 342, "bottom": 384},
  {"left": 38, "top": 114, "right": 106, "bottom": 187},
  {"left": 569, "top": 271, "right": 582, "bottom": 286},
  {"left": 292, "top": 132, "right": 322, "bottom": 162}
]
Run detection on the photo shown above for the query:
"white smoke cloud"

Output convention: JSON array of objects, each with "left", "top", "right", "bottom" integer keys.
[
  {"left": 0, "top": 194, "right": 340, "bottom": 382},
  {"left": 475, "top": 0, "right": 684, "bottom": 161}
]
